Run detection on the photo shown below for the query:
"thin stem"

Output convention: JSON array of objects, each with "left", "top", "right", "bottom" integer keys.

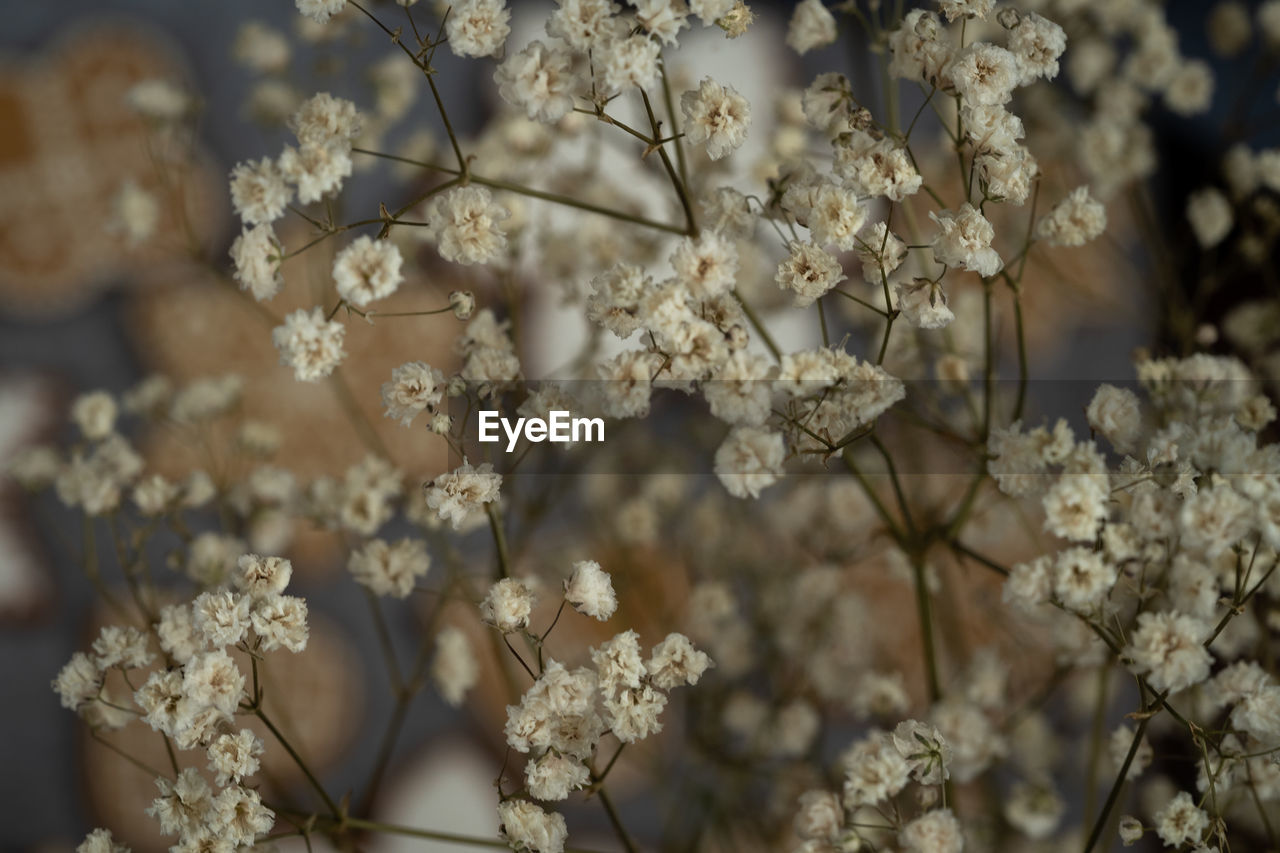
[
  {"left": 596, "top": 785, "right": 640, "bottom": 853},
  {"left": 486, "top": 502, "right": 511, "bottom": 580},
  {"left": 255, "top": 707, "right": 341, "bottom": 819},
  {"left": 733, "top": 290, "right": 782, "bottom": 362},
  {"left": 910, "top": 552, "right": 942, "bottom": 703},
  {"left": 1082, "top": 690, "right": 1167, "bottom": 853}
]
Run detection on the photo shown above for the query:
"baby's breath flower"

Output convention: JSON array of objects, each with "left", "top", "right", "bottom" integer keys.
[
  {"left": 71, "top": 391, "right": 118, "bottom": 441},
  {"left": 776, "top": 241, "right": 845, "bottom": 307},
  {"left": 92, "top": 625, "right": 153, "bottom": 670},
  {"left": 481, "top": 577, "right": 537, "bottom": 633},
  {"left": 229, "top": 157, "right": 291, "bottom": 226},
  {"left": 647, "top": 633, "right": 713, "bottom": 688},
  {"left": 424, "top": 186, "right": 510, "bottom": 265},
  {"left": 681, "top": 77, "right": 751, "bottom": 161},
  {"left": 52, "top": 652, "right": 102, "bottom": 711},
  {"left": 895, "top": 279, "right": 955, "bottom": 329},
  {"left": 208, "top": 729, "right": 264, "bottom": 786},
  {"left": 786, "top": 0, "right": 837, "bottom": 55},
  {"left": 1008, "top": 12, "right": 1067, "bottom": 85},
  {"left": 381, "top": 361, "right": 445, "bottom": 426},
  {"left": 76, "top": 829, "right": 128, "bottom": 853},
  {"left": 182, "top": 649, "right": 246, "bottom": 717},
  {"left": 333, "top": 236, "right": 403, "bottom": 307},
  {"left": 446, "top": 0, "right": 511, "bottom": 58},
  {"left": 295, "top": 0, "right": 344, "bottom": 23},
  {"left": 1154, "top": 791, "right": 1209, "bottom": 848},
  {"left": 716, "top": 2, "right": 754, "bottom": 37},
  {"left": 1036, "top": 186, "right": 1107, "bottom": 247},
  {"left": 251, "top": 594, "right": 309, "bottom": 652},
  {"left": 930, "top": 203, "right": 1002, "bottom": 276},
  {"left": 431, "top": 626, "right": 479, "bottom": 706},
  {"left": 495, "top": 40, "right": 575, "bottom": 123},
  {"left": 193, "top": 589, "right": 252, "bottom": 648},
  {"left": 230, "top": 223, "right": 283, "bottom": 301},
  {"left": 1187, "top": 187, "right": 1233, "bottom": 248},
  {"left": 271, "top": 307, "right": 346, "bottom": 381},
  {"left": 899, "top": 808, "right": 963, "bottom": 853},
  {"left": 563, "top": 560, "right": 617, "bottom": 620},
  {"left": 497, "top": 799, "right": 568, "bottom": 853},
  {"left": 600, "top": 33, "right": 662, "bottom": 93},
  {"left": 348, "top": 538, "right": 430, "bottom": 599},
  {"left": 714, "top": 426, "right": 785, "bottom": 499},
  {"left": 1125, "top": 611, "right": 1213, "bottom": 693},
  {"left": 947, "top": 43, "right": 1019, "bottom": 107},
  {"left": 425, "top": 460, "right": 502, "bottom": 529}
]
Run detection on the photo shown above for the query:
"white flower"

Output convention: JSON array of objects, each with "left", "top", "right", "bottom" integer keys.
[
  {"left": 786, "top": 0, "right": 837, "bottom": 55},
  {"left": 431, "top": 626, "right": 479, "bottom": 705},
  {"left": 672, "top": 231, "right": 739, "bottom": 300},
  {"left": 71, "top": 391, "right": 118, "bottom": 441},
  {"left": 548, "top": 0, "right": 625, "bottom": 51},
  {"left": 234, "top": 553, "right": 293, "bottom": 600},
  {"left": 647, "top": 633, "right": 712, "bottom": 688},
  {"left": 588, "top": 263, "right": 651, "bottom": 339},
  {"left": 271, "top": 308, "right": 346, "bottom": 381},
  {"left": 1036, "top": 186, "right": 1107, "bottom": 247},
  {"left": 278, "top": 140, "right": 353, "bottom": 203},
  {"left": 52, "top": 652, "right": 102, "bottom": 710},
  {"left": 481, "top": 577, "right": 537, "bottom": 632},
  {"left": 1086, "top": 384, "right": 1142, "bottom": 453},
  {"left": 843, "top": 730, "right": 911, "bottom": 807},
  {"left": 381, "top": 361, "right": 446, "bottom": 426},
  {"left": 251, "top": 594, "right": 309, "bottom": 652},
  {"left": 564, "top": 560, "right": 617, "bottom": 620},
  {"left": 888, "top": 9, "right": 953, "bottom": 85},
  {"left": 424, "top": 186, "right": 510, "bottom": 265},
  {"left": 125, "top": 79, "right": 190, "bottom": 120},
  {"left": 930, "top": 203, "right": 1002, "bottom": 276},
  {"left": 633, "top": 0, "right": 689, "bottom": 46},
  {"left": 1186, "top": 187, "right": 1233, "bottom": 248},
  {"left": 938, "top": 0, "right": 993, "bottom": 22},
  {"left": 1052, "top": 547, "right": 1116, "bottom": 612},
  {"left": 295, "top": 0, "right": 344, "bottom": 23},
  {"left": 1154, "top": 791, "right": 1209, "bottom": 848},
  {"left": 947, "top": 43, "right": 1019, "bottom": 107},
  {"left": 349, "top": 538, "right": 431, "bottom": 598},
  {"left": 291, "top": 92, "right": 362, "bottom": 146},
  {"left": 425, "top": 460, "right": 502, "bottom": 528},
  {"left": 192, "top": 590, "right": 252, "bottom": 648},
  {"left": 207, "top": 729, "right": 264, "bottom": 786},
  {"left": 600, "top": 34, "right": 661, "bottom": 93},
  {"left": 857, "top": 222, "right": 907, "bottom": 284},
  {"left": 332, "top": 236, "right": 403, "bottom": 307},
  {"left": 497, "top": 800, "right": 568, "bottom": 853},
  {"left": 807, "top": 182, "right": 868, "bottom": 250},
  {"left": 495, "top": 40, "right": 575, "bottom": 123},
  {"left": 895, "top": 279, "right": 954, "bottom": 329},
  {"left": 794, "top": 790, "right": 842, "bottom": 841},
  {"left": 229, "top": 158, "right": 291, "bottom": 226},
  {"left": 681, "top": 78, "right": 751, "bottom": 160},
  {"left": 1165, "top": 60, "right": 1214, "bottom": 117},
  {"left": 446, "top": 0, "right": 510, "bottom": 58},
  {"left": 1008, "top": 12, "right": 1067, "bottom": 85},
  {"left": 714, "top": 427, "right": 785, "bottom": 499},
  {"left": 182, "top": 649, "right": 245, "bottom": 716},
  {"left": 899, "top": 808, "right": 963, "bottom": 853},
  {"left": 233, "top": 21, "right": 290, "bottom": 74},
  {"left": 1125, "top": 611, "right": 1213, "bottom": 693},
  {"left": 230, "top": 224, "right": 283, "bottom": 301}
]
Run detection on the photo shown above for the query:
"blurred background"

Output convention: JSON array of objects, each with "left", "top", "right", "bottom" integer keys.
[{"left": 0, "top": 0, "right": 1265, "bottom": 848}]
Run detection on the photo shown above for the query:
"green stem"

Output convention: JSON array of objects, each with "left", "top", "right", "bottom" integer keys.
[{"left": 256, "top": 707, "right": 341, "bottom": 819}]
